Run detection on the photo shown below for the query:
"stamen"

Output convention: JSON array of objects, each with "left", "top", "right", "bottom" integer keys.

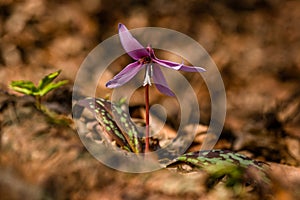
[{"left": 143, "top": 64, "right": 153, "bottom": 86}]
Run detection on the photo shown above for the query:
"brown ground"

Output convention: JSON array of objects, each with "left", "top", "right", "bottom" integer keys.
[{"left": 0, "top": 0, "right": 300, "bottom": 199}]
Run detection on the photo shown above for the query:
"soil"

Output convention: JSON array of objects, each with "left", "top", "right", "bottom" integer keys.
[{"left": 0, "top": 0, "right": 300, "bottom": 199}]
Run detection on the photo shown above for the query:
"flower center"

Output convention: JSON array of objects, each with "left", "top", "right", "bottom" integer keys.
[{"left": 139, "top": 56, "right": 151, "bottom": 65}]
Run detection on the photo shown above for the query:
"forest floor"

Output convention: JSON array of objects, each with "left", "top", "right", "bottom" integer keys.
[{"left": 0, "top": 0, "right": 300, "bottom": 199}]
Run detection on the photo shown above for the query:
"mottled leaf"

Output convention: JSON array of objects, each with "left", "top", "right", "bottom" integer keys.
[
  {"left": 169, "top": 149, "right": 269, "bottom": 188},
  {"left": 175, "top": 150, "right": 265, "bottom": 170},
  {"left": 76, "top": 97, "right": 142, "bottom": 153}
]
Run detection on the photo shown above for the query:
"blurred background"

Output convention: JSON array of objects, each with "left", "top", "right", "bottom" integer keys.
[{"left": 0, "top": 0, "right": 299, "bottom": 199}]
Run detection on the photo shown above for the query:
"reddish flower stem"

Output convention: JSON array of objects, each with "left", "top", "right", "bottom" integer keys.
[{"left": 145, "top": 84, "right": 150, "bottom": 153}]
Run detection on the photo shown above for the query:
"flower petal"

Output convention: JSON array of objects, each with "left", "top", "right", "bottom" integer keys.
[
  {"left": 152, "top": 66, "right": 175, "bottom": 96},
  {"left": 106, "top": 61, "right": 144, "bottom": 88},
  {"left": 148, "top": 46, "right": 182, "bottom": 70},
  {"left": 154, "top": 58, "right": 206, "bottom": 72},
  {"left": 153, "top": 58, "right": 183, "bottom": 70},
  {"left": 148, "top": 46, "right": 206, "bottom": 72},
  {"left": 119, "top": 23, "right": 149, "bottom": 60},
  {"left": 179, "top": 65, "right": 206, "bottom": 72}
]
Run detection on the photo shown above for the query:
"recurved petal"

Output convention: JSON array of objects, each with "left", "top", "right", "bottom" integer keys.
[
  {"left": 106, "top": 61, "right": 144, "bottom": 88},
  {"left": 152, "top": 66, "right": 175, "bottom": 96},
  {"left": 148, "top": 47, "right": 182, "bottom": 70},
  {"left": 149, "top": 47, "right": 206, "bottom": 72},
  {"left": 179, "top": 65, "right": 206, "bottom": 72},
  {"left": 119, "top": 23, "right": 149, "bottom": 60},
  {"left": 154, "top": 58, "right": 206, "bottom": 72},
  {"left": 153, "top": 58, "right": 183, "bottom": 70}
]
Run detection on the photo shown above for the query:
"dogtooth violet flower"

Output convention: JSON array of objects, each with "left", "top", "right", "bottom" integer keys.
[{"left": 106, "top": 23, "right": 206, "bottom": 96}]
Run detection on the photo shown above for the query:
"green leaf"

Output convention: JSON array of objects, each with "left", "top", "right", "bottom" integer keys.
[
  {"left": 9, "top": 80, "right": 37, "bottom": 95},
  {"left": 111, "top": 103, "right": 142, "bottom": 153},
  {"left": 115, "top": 97, "right": 127, "bottom": 106},
  {"left": 76, "top": 97, "right": 142, "bottom": 153},
  {"left": 175, "top": 150, "right": 265, "bottom": 171},
  {"left": 170, "top": 150, "right": 269, "bottom": 188},
  {"left": 37, "top": 70, "right": 62, "bottom": 91},
  {"left": 37, "top": 80, "right": 68, "bottom": 96}
]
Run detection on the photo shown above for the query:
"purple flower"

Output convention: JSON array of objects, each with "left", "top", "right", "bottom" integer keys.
[{"left": 106, "top": 23, "right": 206, "bottom": 96}]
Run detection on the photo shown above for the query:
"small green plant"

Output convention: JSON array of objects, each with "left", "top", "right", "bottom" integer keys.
[
  {"left": 10, "top": 70, "right": 69, "bottom": 124},
  {"left": 10, "top": 70, "right": 68, "bottom": 109}
]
